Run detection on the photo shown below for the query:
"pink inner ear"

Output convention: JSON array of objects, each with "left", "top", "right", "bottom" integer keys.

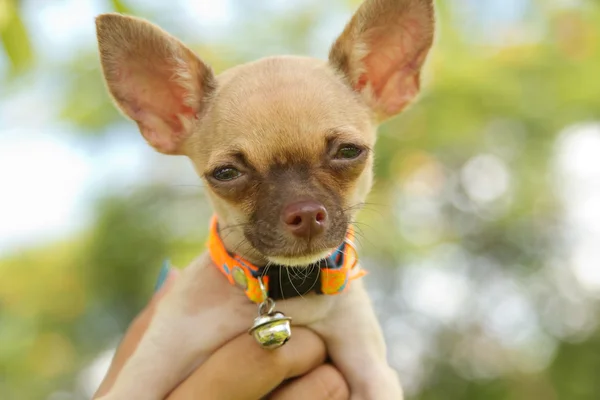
[
  {"left": 115, "top": 63, "right": 200, "bottom": 153},
  {"left": 356, "top": 17, "right": 429, "bottom": 116}
]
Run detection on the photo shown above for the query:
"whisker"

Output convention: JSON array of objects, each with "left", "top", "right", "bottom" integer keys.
[
  {"left": 286, "top": 267, "right": 306, "bottom": 301},
  {"left": 261, "top": 261, "right": 273, "bottom": 277},
  {"left": 288, "top": 265, "right": 303, "bottom": 280},
  {"left": 343, "top": 201, "right": 387, "bottom": 218},
  {"left": 220, "top": 228, "right": 240, "bottom": 242},
  {"left": 348, "top": 221, "right": 379, "bottom": 249},
  {"left": 280, "top": 263, "right": 286, "bottom": 300},
  {"left": 220, "top": 221, "right": 252, "bottom": 233},
  {"left": 231, "top": 237, "right": 251, "bottom": 256}
]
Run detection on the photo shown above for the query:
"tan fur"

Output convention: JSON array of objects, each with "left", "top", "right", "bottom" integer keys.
[
  {"left": 329, "top": 0, "right": 434, "bottom": 120},
  {"left": 95, "top": 1, "right": 435, "bottom": 399},
  {"left": 191, "top": 56, "right": 374, "bottom": 172},
  {"left": 96, "top": 14, "right": 216, "bottom": 154}
]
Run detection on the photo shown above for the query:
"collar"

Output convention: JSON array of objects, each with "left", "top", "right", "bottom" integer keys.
[{"left": 207, "top": 216, "right": 367, "bottom": 303}]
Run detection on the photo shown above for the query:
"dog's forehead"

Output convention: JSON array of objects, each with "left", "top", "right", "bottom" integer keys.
[{"left": 207, "top": 56, "right": 374, "bottom": 170}]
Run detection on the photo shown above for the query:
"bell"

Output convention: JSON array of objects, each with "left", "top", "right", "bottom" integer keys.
[
  {"left": 249, "top": 277, "right": 292, "bottom": 349},
  {"left": 248, "top": 311, "right": 292, "bottom": 349}
]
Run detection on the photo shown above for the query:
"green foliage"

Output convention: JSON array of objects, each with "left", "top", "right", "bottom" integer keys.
[
  {"left": 1, "top": 1, "right": 600, "bottom": 399},
  {"left": 83, "top": 188, "right": 171, "bottom": 322},
  {"left": 109, "top": 0, "right": 135, "bottom": 15},
  {"left": 57, "top": 53, "right": 124, "bottom": 133},
  {"left": 0, "top": 0, "right": 33, "bottom": 76}
]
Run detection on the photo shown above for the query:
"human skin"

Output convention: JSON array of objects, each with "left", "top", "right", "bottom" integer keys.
[{"left": 93, "top": 268, "right": 349, "bottom": 400}]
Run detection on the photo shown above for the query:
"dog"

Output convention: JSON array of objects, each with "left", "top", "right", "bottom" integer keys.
[{"left": 94, "top": 0, "right": 434, "bottom": 398}]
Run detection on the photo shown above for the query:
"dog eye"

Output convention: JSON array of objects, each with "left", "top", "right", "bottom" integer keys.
[
  {"left": 213, "top": 167, "right": 242, "bottom": 181},
  {"left": 334, "top": 145, "right": 363, "bottom": 160}
]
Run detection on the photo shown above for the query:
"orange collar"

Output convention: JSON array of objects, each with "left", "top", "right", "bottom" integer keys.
[{"left": 206, "top": 216, "right": 367, "bottom": 303}]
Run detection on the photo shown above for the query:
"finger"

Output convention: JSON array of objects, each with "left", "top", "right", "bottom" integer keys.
[
  {"left": 167, "top": 327, "right": 327, "bottom": 400},
  {"left": 94, "top": 266, "right": 179, "bottom": 398},
  {"left": 269, "top": 364, "right": 349, "bottom": 400}
]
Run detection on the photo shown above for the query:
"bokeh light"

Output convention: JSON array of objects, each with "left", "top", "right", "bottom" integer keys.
[{"left": 1, "top": 0, "right": 600, "bottom": 399}]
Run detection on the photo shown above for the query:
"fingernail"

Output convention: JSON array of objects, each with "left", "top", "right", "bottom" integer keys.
[{"left": 154, "top": 259, "right": 170, "bottom": 292}]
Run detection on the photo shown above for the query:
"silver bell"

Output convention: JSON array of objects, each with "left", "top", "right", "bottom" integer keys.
[
  {"left": 248, "top": 280, "right": 292, "bottom": 349},
  {"left": 248, "top": 310, "right": 292, "bottom": 349}
]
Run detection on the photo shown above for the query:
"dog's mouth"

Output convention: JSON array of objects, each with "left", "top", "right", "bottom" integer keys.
[
  {"left": 248, "top": 238, "right": 346, "bottom": 267},
  {"left": 244, "top": 219, "right": 349, "bottom": 267},
  {"left": 266, "top": 249, "right": 336, "bottom": 267}
]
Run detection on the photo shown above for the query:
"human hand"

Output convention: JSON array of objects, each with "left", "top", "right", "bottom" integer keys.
[{"left": 94, "top": 263, "right": 349, "bottom": 400}]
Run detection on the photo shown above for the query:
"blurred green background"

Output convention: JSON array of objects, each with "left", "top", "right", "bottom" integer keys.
[{"left": 1, "top": 0, "right": 600, "bottom": 399}]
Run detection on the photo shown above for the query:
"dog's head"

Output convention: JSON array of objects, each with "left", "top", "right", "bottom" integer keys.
[{"left": 95, "top": 0, "right": 434, "bottom": 266}]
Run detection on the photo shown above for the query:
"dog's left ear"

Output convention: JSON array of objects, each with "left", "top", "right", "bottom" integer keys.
[
  {"left": 95, "top": 13, "right": 216, "bottom": 155},
  {"left": 329, "top": 0, "right": 434, "bottom": 121}
]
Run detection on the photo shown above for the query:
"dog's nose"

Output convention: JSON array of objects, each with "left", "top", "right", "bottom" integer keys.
[{"left": 281, "top": 200, "right": 328, "bottom": 239}]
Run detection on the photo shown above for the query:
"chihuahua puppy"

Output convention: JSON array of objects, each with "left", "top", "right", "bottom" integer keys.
[{"left": 95, "top": 0, "right": 434, "bottom": 399}]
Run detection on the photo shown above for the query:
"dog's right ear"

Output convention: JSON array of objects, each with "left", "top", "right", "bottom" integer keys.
[
  {"left": 95, "top": 14, "right": 216, "bottom": 155},
  {"left": 329, "top": 0, "right": 434, "bottom": 122}
]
